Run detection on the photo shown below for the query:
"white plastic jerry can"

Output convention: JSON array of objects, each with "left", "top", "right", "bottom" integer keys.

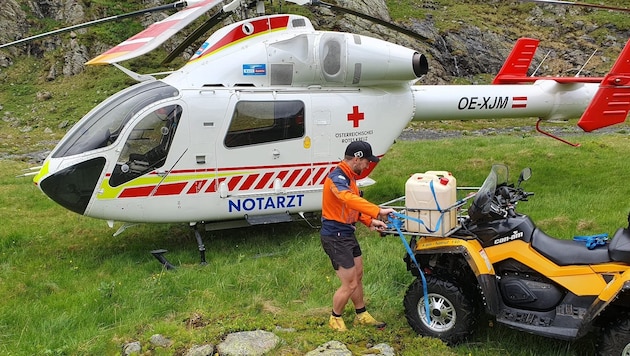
[{"left": 405, "top": 171, "right": 457, "bottom": 234}]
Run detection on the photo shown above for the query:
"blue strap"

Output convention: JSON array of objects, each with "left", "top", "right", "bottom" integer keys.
[
  {"left": 402, "top": 211, "right": 443, "bottom": 234},
  {"left": 387, "top": 214, "right": 431, "bottom": 325},
  {"left": 430, "top": 180, "right": 442, "bottom": 211},
  {"left": 573, "top": 233, "right": 608, "bottom": 250}
]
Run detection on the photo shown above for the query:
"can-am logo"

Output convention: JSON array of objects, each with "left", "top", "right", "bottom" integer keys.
[{"left": 494, "top": 230, "right": 524, "bottom": 245}]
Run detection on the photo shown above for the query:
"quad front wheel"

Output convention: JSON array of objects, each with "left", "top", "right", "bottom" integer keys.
[{"left": 403, "top": 275, "right": 477, "bottom": 345}]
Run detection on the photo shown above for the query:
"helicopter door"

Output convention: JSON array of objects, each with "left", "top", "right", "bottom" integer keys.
[
  {"left": 109, "top": 104, "right": 183, "bottom": 187},
  {"left": 185, "top": 90, "right": 229, "bottom": 187},
  {"left": 217, "top": 95, "right": 308, "bottom": 197},
  {"left": 310, "top": 109, "right": 332, "bottom": 159}
]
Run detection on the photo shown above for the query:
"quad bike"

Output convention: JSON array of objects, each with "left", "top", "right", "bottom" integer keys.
[{"left": 386, "top": 164, "right": 630, "bottom": 355}]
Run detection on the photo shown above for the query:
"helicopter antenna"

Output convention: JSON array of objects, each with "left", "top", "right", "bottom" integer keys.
[
  {"left": 530, "top": 50, "right": 550, "bottom": 77},
  {"left": 575, "top": 48, "right": 597, "bottom": 77},
  {"left": 149, "top": 149, "right": 189, "bottom": 197},
  {"left": 0, "top": 1, "right": 188, "bottom": 49}
]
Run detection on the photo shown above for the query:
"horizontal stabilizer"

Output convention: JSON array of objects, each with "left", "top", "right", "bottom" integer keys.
[
  {"left": 578, "top": 40, "right": 630, "bottom": 132},
  {"left": 492, "top": 38, "right": 539, "bottom": 84},
  {"left": 86, "top": 0, "right": 222, "bottom": 65},
  {"left": 493, "top": 37, "right": 603, "bottom": 84}
]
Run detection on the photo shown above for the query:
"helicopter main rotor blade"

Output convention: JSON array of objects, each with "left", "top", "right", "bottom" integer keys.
[
  {"left": 521, "top": 0, "right": 630, "bottom": 13},
  {"left": 289, "top": 0, "right": 431, "bottom": 44},
  {"left": 0, "top": 1, "right": 188, "bottom": 49},
  {"left": 162, "top": 9, "right": 231, "bottom": 64},
  {"left": 86, "top": 0, "right": 224, "bottom": 65},
  {"left": 162, "top": 0, "right": 261, "bottom": 64}
]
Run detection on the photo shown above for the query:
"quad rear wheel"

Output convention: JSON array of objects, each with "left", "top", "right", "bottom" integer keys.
[{"left": 403, "top": 275, "right": 477, "bottom": 345}]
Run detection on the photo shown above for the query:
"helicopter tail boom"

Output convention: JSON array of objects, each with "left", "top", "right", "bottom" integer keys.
[
  {"left": 411, "top": 80, "right": 597, "bottom": 122},
  {"left": 416, "top": 37, "right": 630, "bottom": 130}
]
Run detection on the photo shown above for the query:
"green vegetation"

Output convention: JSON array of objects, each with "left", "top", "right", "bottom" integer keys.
[{"left": 1, "top": 133, "right": 629, "bottom": 354}]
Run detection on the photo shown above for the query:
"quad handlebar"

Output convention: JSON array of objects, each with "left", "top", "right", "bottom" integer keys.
[{"left": 468, "top": 166, "right": 533, "bottom": 224}]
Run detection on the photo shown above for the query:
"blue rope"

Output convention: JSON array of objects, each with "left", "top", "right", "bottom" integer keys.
[
  {"left": 573, "top": 233, "right": 608, "bottom": 249},
  {"left": 387, "top": 213, "right": 432, "bottom": 325}
]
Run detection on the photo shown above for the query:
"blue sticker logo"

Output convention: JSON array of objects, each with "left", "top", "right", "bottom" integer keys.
[
  {"left": 195, "top": 42, "right": 210, "bottom": 56},
  {"left": 243, "top": 64, "right": 267, "bottom": 76}
]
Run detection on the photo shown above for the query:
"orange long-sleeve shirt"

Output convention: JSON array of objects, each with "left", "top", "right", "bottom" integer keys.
[{"left": 320, "top": 161, "right": 380, "bottom": 236}]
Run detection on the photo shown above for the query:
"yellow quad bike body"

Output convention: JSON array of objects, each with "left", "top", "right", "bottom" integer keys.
[{"left": 393, "top": 165, "right": 630, "bottom": 354}]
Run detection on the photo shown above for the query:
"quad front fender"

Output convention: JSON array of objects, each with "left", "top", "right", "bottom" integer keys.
[{"left": 411, "top": 237, "right": 501, "bottom": 314}]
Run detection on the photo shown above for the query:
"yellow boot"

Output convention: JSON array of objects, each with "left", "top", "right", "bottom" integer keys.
[
  {"left": 328, "top": 315, "right": 348, "bottom": 331},
  {"left": 354, "top": 311, "right": 386, "bottom": 329}
]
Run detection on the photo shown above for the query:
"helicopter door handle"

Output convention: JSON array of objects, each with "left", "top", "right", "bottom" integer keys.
[
  {"left": 272, "top": 149, "right": 280, "bottom": 159},
  {"left": 156, "top": 170, "right": 169, "bottom": 177}
]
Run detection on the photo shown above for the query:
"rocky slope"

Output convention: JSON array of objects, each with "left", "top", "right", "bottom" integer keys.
[{"left": 2, "top": 0, "right": 629, "bottom": 84}]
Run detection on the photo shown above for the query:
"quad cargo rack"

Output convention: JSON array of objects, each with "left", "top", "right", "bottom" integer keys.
[{"left": 379, "top": 187, "right": 478, "bottom": 237}]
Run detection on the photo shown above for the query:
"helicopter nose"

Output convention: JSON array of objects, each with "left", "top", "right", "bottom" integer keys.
[{"left": 37, "top": 157, "right": 106, "bottom": 215}]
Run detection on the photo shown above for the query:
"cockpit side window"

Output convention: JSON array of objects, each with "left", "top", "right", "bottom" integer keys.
[
  {"left": 109, "top": 105, "right": 182, "bottom": 187},
  {"left": 224, "top": 101, "right": 305, "bottom": 148}
]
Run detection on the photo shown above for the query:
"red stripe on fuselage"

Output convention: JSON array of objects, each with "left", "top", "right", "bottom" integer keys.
[
  {"left": 240, "top": 174, "right": 260, "bottom": 190},
  {"left": 197, "top": 16, "right": 290, "bottom": 58},
  {"left": 119, "top": 182, "right": 186, "bottom": 198},
  {"left": 112, "top": 158, "right": 382, "bottom": 199},
  {"left": 187, "top": 179, "right": 208, "bottom": 194},
  {"left": 255, "top": 172, "right": 275, "bottom": 190}
]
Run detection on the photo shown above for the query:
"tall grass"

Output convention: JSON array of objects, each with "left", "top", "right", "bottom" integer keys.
[{"left": 1, "top": 132, "right": 629, "bottom": 355}]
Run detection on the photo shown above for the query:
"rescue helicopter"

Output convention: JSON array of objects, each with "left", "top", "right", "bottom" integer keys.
[{"left": 5, "top": 0, "right": 630, "bottom": 264}]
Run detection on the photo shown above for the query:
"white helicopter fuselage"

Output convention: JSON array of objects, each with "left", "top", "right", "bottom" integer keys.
[
  {"left": 85, "top": 84, "right": 413, "bottom": 224},
  {"left": 32, "top": 14, "right": 603, "bottom": 227},
  {"left": 34, "top": 14, "right": 420, "bottom": 225}
]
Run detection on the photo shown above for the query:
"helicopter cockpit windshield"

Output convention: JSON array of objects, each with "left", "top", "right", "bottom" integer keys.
[{"left": 52, "top": 81, "right": 179, "bottom": 158}]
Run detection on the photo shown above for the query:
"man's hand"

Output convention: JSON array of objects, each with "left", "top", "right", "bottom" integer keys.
[
  {"left": 378, "top": 208, "right": 396, "bottom": 221},
  {"left": 369, "top": 218, "right": 388, "bottom": 232}
]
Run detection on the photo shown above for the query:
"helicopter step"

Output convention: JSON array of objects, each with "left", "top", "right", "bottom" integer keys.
[{"left": 245, "top": 212, "right": 292, "bottom": 225}]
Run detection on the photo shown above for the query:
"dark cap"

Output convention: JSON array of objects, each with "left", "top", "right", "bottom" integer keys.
[{"left": 345, "top": 141, "right": 380, "bottom": 162}]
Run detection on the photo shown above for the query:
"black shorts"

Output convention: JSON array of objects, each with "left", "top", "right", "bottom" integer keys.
[{"left": 320, "top": 234, "right": 362, "bottom": 270}]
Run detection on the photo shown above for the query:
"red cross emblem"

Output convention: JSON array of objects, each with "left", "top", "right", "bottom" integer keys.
[{"left": 347, "top": 106, "right": 364, "bottom": 128}]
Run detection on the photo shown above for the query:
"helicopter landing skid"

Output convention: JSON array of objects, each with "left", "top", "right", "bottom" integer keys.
[
  {"left": 150, "top": 224, "right": 207, "bottom": 269},
  {"left": 192, "top": 224, "right": 207, "bottom": 265}
]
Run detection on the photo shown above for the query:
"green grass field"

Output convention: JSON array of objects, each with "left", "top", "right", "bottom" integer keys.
[{"left": 1, "top": 131, "right": 629, "bottom": 355}]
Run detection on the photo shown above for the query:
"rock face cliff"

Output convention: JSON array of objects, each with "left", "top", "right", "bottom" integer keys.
[{"left": 1, "top": 0, "right": 629, "bottom": 83}]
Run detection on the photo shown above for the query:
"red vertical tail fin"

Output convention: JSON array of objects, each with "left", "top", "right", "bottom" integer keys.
[
  {"left": 578, "top": 40, "right": 630, "bottom": 132},
  {"left": 492, "top": 38, "right": 540, "bottom": 84}
]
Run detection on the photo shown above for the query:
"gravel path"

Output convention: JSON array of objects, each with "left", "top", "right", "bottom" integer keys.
[{"left": 397, "top": 124, "right": 625, "bottom": 141}]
